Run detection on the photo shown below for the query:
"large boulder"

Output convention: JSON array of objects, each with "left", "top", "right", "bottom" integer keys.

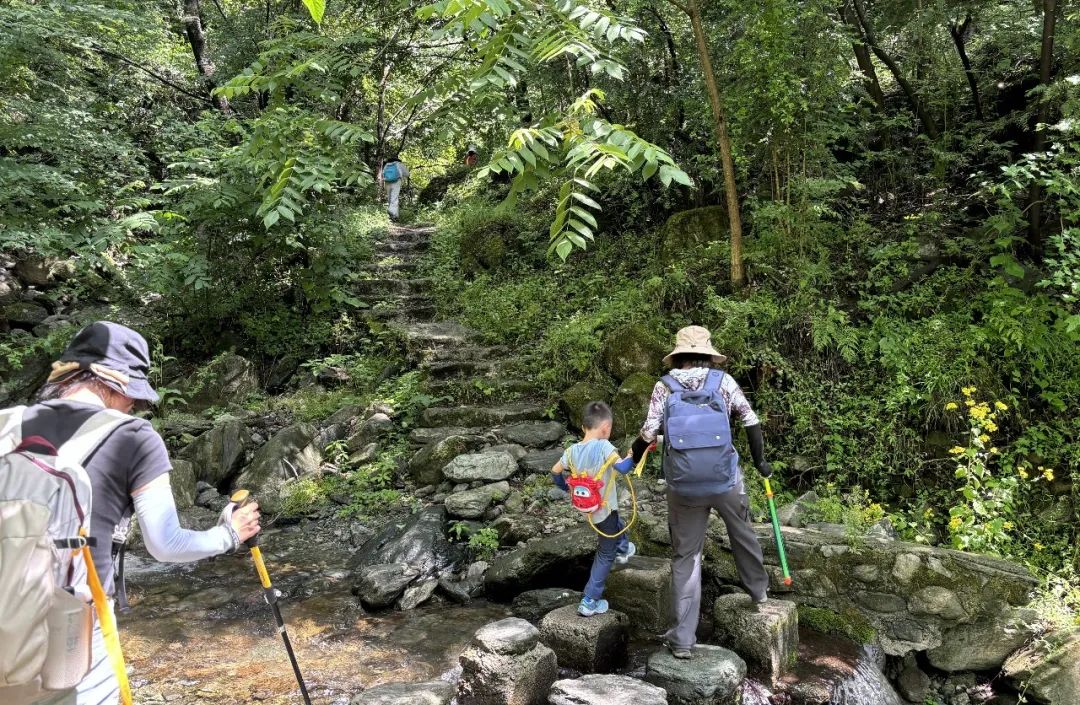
[
  {"left": 496, "top": 421, "right": 566, "bottom": 449},
  {"left": 712, "top": 594, "right": 798, "bottom": 685},
  {"left": 548, "top": 675, "right": 668, "bottom": 705},
  {"left": 353, "top": 563, "right": 420, "bottom": 610},
  {"left": 611, "top": 373, "right": 656, "bottom": 439},
  {"left": 180, "top": 353, "right": 260, "bottom": 412},
  {"left": 458, "top": 618, "right": 558, "bottom": 705},
  {"left": 347, "top": 413, "right": 394, "bottom": 451},
  {"left": 443, "top": 452, "right": 519, "bottom": 483},
  {"left": 600, "top": 324, "right": 665, "bottom": 381},
  {"left": 659, "top": 205, "right": 727, "bottom": 264},
  {"left": 538, "top": 605, "right": 630, "bottom": 673},
  {"left": 178, "top": 417, "right": 251, "bottom": 486},
  {"left": 511, "top": 588, "right": 583, "bottom": 623},
  {"left": 1003, "top": 627, "right": 1080, "bottom": 705},
  {"left": 446, "top": 481, "right": 511, "bottom": 519},
  {"left": 927, "top": 607, "right": 1038, "bottom": 672},
  {"left": 3, "top": 301, "right": 49, "bottom": 328},
  {"left": 14, "top": 256, "right": 74, "bottom": 287},
  {"left": 234, "top": 423, "right": 322, "bottom": 514},
  {"left": 485, "top": 525, "right": 599, "bottom": 599},
  {"left": 409, "top": 435, "right": 478, "bottom": 486},
  {"left": 169, "top": 458, "right": 198, "bottom": 509},
  {"left": 605, "top": 557, "right": 672, "bottom": 635},
  {"left": 521, "top": 449, "right": 565, "bottom": 475},
  {"left": 559, "top": 380, "right": 614, "bottom": 429},
  {"left": 0, "top": 350, "right": 51, "bottom": 405},
  {"left": 353, "top": 505, "right": 459, "bottom": 577},
  {"left": 645, "top": 645, "right": 745, "bottom": 705},
  {"left": 350, "top": 680, "right": 455, "bottom": 705},
  {"left": 708, "top": 523, "right": 1038, "bottom": 658},
  {"left": 0, "top": 269, "right": 22, "bottom": 303}
]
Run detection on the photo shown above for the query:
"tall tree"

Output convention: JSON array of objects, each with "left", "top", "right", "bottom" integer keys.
[
  {"left": 666, "top": 0, "right": 746, "bottom": 287},
  {"left": 1028, "top": 0, "right": 1059, "bottom": 253},
  {"left": 180, "top": 0, "right": 230, "bottom": 113},
  {"left": 948, "top": 13, "right": 984, "bottom": 121},
  {"left": 841, "top": 1, "right": 886, "bottom": 113}
]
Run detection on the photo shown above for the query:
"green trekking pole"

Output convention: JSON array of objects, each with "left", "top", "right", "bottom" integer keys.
[{"left": 763, "top": 477, "right": 793, "bottom": 587}]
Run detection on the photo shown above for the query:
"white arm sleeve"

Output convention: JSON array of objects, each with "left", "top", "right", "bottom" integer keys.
[{"left": 132, "top": 479, "right": 236, "bottom": 563}]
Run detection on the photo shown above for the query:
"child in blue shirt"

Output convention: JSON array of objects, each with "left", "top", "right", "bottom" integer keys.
[{"left": 550, "top": 401, "right": 637, "bottom": 616}]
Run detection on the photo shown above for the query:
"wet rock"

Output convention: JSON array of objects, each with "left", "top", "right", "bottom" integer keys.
[
  {"left": 645, "top": 645, "right": 746, "bottom": 705},
  {"left": 521, "top": 449, "right": 564, "bottom": 474},
  {"left": 777, "top": 491, "right": 819, "bottom": 528},
  {"left": 927, "top": 607, "right": 1038, "bottom": 672},
  {"left": 611, "top": 373, "right": 655, "bottom": 439},
  {"left": 895, "top": 655, "right": 931, "bottom": 703},
  {"left": 234, "top": 423, "right": 322, "bottom": 514},
  {"left": 446, "top": 481, "right": 511, "bottom": 519},
  {"left": 179, "top": 353, "right": 260, "bottom": 412},
  {"left": 600, "top": 324, "right": 665, "bottom": 381},
  {"left": 458, "top": 618, "right": 557, "bottom": 705},
  {"left": 485, "top": 525, "right": 598, "bottom": 599},
  {"left": 712, "top": 594, "right": 798, "bottom": 685},
  {"left": 538, "top": 605, "right": 630, "bottom": 673},
  {"left": 354, "top": 506, "right": 458, "bottom": 577},
  {"left": 549, "top": 675, "right": 668, "bottom": 705},
  {"left": 559, "top": 380, "right": 614, "bottom": 429},
  {"left": 444, "top": 452, "right": 519, "bottom": 482},
  {"left": 179, "top": 417, "right": 251, "bottom": 486},
  {"left": 4, "top": 301, "right": 49, "bottom": 328},
  {"left": 398, "top": 577, "right": 439, "bottom": 610},
  {"left": 347, "top": 413, "right": 394, "bottom": 451},
  {"left": 409, "top": 435, "right": 477, "bottom": 486},
  {"left": 1003, "top": 626, "right": 1080, "bottom": 705},
  {"left": 605, "top": 557, "right": 672, "bottom": 635},
  {"left": 350, "top": 680, "right": 455, "bottom": 705},
  {"left": 170, "top": 459, "right": 197, "bottom": 509},
  {"left": 511, "top": 588, "right": 583, "bottom": 623},
  {"left": 353, "top": 563, "right": 419, "bottom": 610}
]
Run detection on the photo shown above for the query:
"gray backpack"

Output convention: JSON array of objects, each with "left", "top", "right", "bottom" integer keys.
[{"left": 661, "top": 370, "right": 741, "bottom": 496}]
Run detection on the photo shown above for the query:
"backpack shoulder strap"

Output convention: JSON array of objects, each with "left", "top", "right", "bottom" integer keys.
[
  {"left": 703, "top": 369, "right": 725, "bottom": 393},
  {"left": 661, "top": 374, "right": 684, "bottom": 393},
  {"left": 0, "top": 405, "right": 27, "bottom": 455},
  {"left": 593, "top": 451, "right": 621, "bottom": 480},
  {"left": 59, "top": 409, "right": 136, "bottom": 466}
]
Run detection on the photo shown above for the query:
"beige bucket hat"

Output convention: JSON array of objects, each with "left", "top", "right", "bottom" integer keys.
[{"left": 662, "top": 325, "right": 728, "bottom": 367}]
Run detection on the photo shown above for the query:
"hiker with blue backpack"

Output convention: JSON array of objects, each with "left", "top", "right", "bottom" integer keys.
[
  {"left": 378, "top": 154, "right": 410, "bottom": 221},
  {"left": 0, "top": 322, "right": 261, "bottom": 705},
  {"left": 626, "top": 325, "right": 773, "bottom": 660}
]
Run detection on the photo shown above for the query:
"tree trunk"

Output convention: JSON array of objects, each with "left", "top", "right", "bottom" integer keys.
[
  {"left": 841, "top": 1, "right": 886, "bottom": 112},
  {"left": 1028, "top": 0, "right": 1058, "bottom": 253},
  {"left": 852, "top": 0, "right": 938, "bottom": 139},
  {"left": 682, "top": 1, "right": 746, "bottom": 287},
  {"left": 948, "top": 14, "right": 984, "bottom": 121},
  {"left": 181, "top": 0, "right": 230, "bottom": 113}
]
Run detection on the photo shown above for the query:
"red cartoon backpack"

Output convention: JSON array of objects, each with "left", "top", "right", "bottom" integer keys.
[{"left": 566, "top": 452, "right": 620, "bottom": 514}]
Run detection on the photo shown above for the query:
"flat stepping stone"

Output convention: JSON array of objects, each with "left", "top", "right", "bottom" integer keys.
[
  {"left": 421, "top": 402, "right": 547, "bottom": 428},
  {"left": 426, "top": 377, "right": 535, "bottom": 399},
  {"left": 474, "top": 617, "right": 541, "bottom": 655},
  {"left": 512, "top": 588, "right": 584, "bottom": 622},
  {"left": 497, "top": 421, "right": 566, "bottom": 448},
  {"left": 459, "top": 618, "right": 557, "bottom": 705},
  {"left": 712, "top": 594, "right": 798, "bottom": 685},
  {"left": 423, "top": 358, "right": 500, "bottom": 379},
  {"left": 539, "top": 604, "right": 630, "bottom": 673},
  {"left": 410, "top": 426, "right": 488, "bottom": 446},
  {"left": 349, "top": 680, "right": 455, "bottom": 705},
  {"left": 549, "top": 675, "right": 668, "bottom": 705},
  {"left": 355, "top": 277, "right": 434, "bottom": 295},
  {"left": 445, "top": 481, "right": 511, "bottom": 519},
  {"left": 606, "top": 557, "right": 673, "bottom": 635},
  {"left": 645, "top": 645, "right": 746, "bottom": 705},
  {"left": 443, "top": 451, "right": 519, "bottom": 482}
]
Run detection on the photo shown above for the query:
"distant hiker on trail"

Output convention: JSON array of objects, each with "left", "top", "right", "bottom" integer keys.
[
  {"left": 378, "top": 154, "right": 410, "bottom": 221},
  {"left": 550, "top": 401, "right": 637, "bottom": 617},
  {"left": 0, "top": 321, "right": 261, "bottom": 705},
  {"left": 625, "top": 325, "right": 772, "bottom": 660},
  {"left": 464, "top": 144, "right": 479, "bottom": 167}
]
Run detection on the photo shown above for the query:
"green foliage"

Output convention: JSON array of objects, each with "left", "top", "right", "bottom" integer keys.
[
  {"left": 801, "top": 484, "right": 886, "bottom": 543},
  {"left": 467, "top": 527, "right": 501, "bottom": 560}
]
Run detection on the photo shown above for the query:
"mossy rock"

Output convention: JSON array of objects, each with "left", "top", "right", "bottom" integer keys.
[
  {"left": 559, "top": 378, "right": 615, "bottom": 429},
  {"left": 660, "top": 205, "right": 727, "bottom": 264},
  {"left": 611, "top": 372, "right": 656, "bottom": 440},
  {"left": 600, "top": 324, "right": 666, "bottom": 381},
  {"left": 179, "top": 353, "right": 260, "bottom": 413},
  {"left": 797, "top": 605, "right": 876, "bottom": 645}
]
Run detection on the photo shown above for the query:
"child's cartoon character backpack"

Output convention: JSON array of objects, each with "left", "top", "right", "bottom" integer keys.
[{"left": 565, "top": 452, "right": 620, "bottom": 514}]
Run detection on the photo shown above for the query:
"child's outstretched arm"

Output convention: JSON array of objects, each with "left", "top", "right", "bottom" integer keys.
[{"left": 550, "top": 460, "right": 570, "bottom": 491}]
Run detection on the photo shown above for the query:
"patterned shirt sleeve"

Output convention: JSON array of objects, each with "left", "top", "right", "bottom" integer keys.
[
  {"left": 639, "top": 381, "right": 670, "bottom": 443},
  {"left": 722, "top": 375, "right": 760, "bottom": 427}
]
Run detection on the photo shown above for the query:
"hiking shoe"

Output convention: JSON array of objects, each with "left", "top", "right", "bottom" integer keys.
[
  {"left": 615, "top": 541, "right": 637, "bottom": 565},
  {"left": 578, "top": 597, "right": 609, "bottom": 617},
  {"left": 667, "top": 643, "right": 692, "bottom": 660}
]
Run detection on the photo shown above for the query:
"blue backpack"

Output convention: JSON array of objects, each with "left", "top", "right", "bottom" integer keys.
[
  {"left": 383, "top": 161, "right": 401, "bottom": 183},
  {"left": 661, "top": 369, "right": 741, "bottom": 496}
]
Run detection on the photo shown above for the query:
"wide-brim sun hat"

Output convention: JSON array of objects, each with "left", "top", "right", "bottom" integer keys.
[
  {"left": 47, "top": 321, "right": 160, "bottom": 403},
  {"left": 662, "top": 325, "right": 728, "bottom": 367}
]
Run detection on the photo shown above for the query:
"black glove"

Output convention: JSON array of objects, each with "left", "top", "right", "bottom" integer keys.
[
  {"left": 630, "top": 436, "right": 651, "bottom": 463},
  {"left": 756, "top": 461, "right": 774, "bottom": 478}
]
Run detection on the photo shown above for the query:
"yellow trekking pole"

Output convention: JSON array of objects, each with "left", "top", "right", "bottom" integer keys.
[
  {"left": 230, "top": 490, "right": 313, "bottom": 705},
  {"left": 763, "top": 478, "right": 793, "bottom": 587}
]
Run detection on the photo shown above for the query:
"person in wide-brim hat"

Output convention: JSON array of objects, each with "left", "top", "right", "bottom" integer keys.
[
  {"left": 625, "top": 324, "right": 774, "bottom": 660},
  {"left": 44, "top": 320, "right": 161, "bottom": 404}
]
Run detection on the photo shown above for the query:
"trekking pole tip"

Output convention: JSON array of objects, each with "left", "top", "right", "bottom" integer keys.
[{"left": 783, "top": 577, "right": 793, "bottom": 586}]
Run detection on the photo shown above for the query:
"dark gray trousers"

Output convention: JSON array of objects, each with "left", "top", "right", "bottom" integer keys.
[{"left": 665, "top": 485, "right": 770, "bottom": 650}]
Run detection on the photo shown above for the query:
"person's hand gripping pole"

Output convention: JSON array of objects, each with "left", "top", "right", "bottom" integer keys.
[
  {"left": 230, "top": 490, "right": 313, "bottom": 705},
  {"left": 762, "top": 478, "right": 793, "bottom": 587}
]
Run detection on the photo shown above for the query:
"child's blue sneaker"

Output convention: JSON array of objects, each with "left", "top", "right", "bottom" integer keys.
[
  {"left": 615, "top": 541, "right": 637, "bottom": 565},
  {"left": 578, "top": 597, "right": 609, "bottom": 617}
]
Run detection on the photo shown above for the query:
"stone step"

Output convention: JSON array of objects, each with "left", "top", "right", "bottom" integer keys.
[
  {"left": 423, "top": 344, "right": 508, "bottom": 362},
  {"left": 549, "top": 675, "right": 667, "bottom": 705},
  {"left": 712, "top": 594, "right": 798, "bottom": 686},
  {"left": 539, "top": 605, "right": 630, "bottom": 673},
  {"left": 425, "top": 377, "right": 536, "bottom": 401},
  {"left": 423, "top": 358, "right": 504, "bottom": 379},
  {"left": 360, "top": 260, "right": 421, "bottom": 275},
  {"left": 521, "top": 448, "right": 565, "bottom": 474},
  {"left": 605, "top": 557, "right": 674, "bottom": 636},
  {"left": 375, "top": 239, "right": 430, "bottom": 255},
  {"left": 392, "top": 321, "right": 478, "bottom": 347},
  {"left": 420, "top": 401, "right": 548, "bottom": 428},
  {"left": 409, "top": 420, "right": 566, "bottom": 449},
  {"left": 645, "top": 645, "right": 746, "bottom": 705},
  {"left": 354, "top": 278, "right": 433, "bottom": 296},
  {"left": 365, "top": 303, "right": 437, "bottom": 322}
]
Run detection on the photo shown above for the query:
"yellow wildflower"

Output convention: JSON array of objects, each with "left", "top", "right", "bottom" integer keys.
[
  {"left": 990, "top": 447, "right": 999, "bottom": 454},
  {"left": 1043, "top": 468, "right": 1055, "bottom": 482},
  {"left": 949, "top": 446, "right": 966, "bottom": 455},
  {"left": 995, "top": 401, "right": 1008, "bottom": 411},
  {"left": 1034, "top": 542, "right": 1044, "bottom": 551},
  {"left": 945, "top": 402, "right": 959, "bottom": 411},
  {"left": 984, "top": 421, "right": 998, "bottom": 432},
  {"left": 923, "top": 508, "right": 934, "bottom": 519},
  {"left": 965, "top": 399, "right": 976, "bottom": 407},
  {"left": 949, "top": 516, "right": 963, "bottom": 530},
  {"left": 979, "top": 434, "right": 991, "bottom": 444},
  {"left": 1003, "top": 521, "right": 1014, "bottom": 530},
  {"left": 962, "top": 386, "right": 976, "bottom": 397},
  {"left": 1019, "top": 468, "right": 1030, "bottom": 479}
]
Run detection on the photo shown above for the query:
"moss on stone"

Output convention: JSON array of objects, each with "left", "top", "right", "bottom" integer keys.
[
  {"left": 798, "top": 605, "right": 877, "bottom": 645},
  {"left": 611, "top": 372, "right": 657, "bottom": 439}
]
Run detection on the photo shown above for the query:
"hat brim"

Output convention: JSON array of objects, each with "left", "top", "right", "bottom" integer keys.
[
  {"left": 662, "top": 346, "right": 728, "bottom": 367},
  {"left": 123, "top": 377, "right": 160, "bottom": 403}
]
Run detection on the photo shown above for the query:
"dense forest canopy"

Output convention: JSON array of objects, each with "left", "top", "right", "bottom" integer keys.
[{"left": 1, "top": 0, "right": 1078, "bottom": 604}]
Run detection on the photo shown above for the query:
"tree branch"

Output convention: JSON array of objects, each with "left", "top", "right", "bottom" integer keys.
[{"left": 84, "top": 43, "right": 212, "bottom": 104}]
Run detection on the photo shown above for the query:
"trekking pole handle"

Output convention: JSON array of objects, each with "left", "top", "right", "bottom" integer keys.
[{"left": 229, "top": 489, "right": 260, "bottom": 548}]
